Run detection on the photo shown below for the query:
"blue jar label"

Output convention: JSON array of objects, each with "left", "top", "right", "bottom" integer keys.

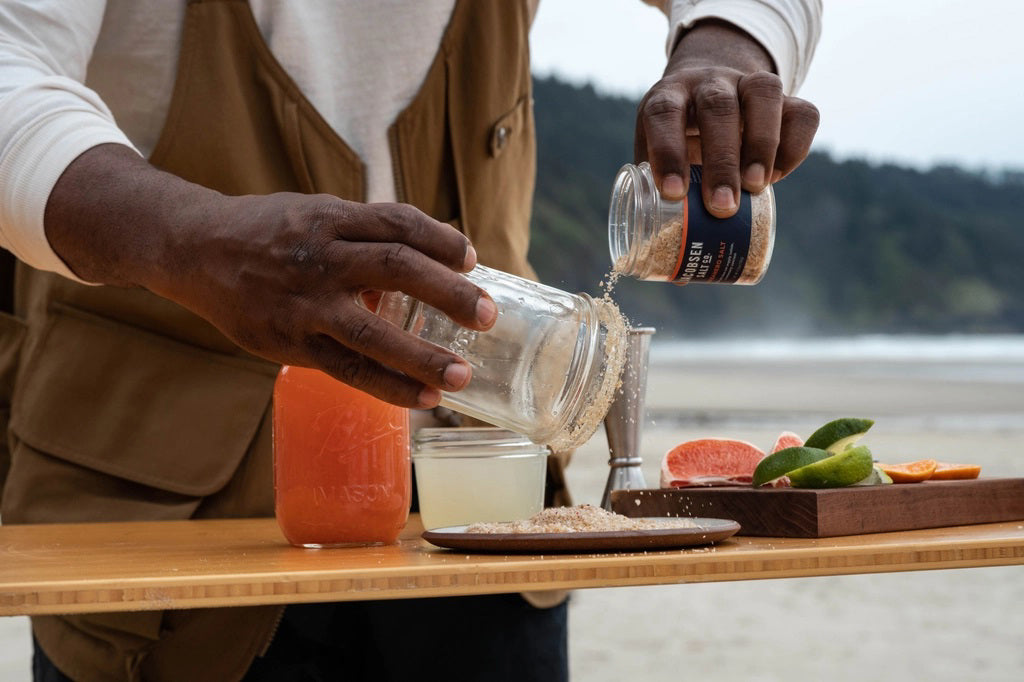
[{"left": 672, "top": 166, "right": 753, "bottom": 284}]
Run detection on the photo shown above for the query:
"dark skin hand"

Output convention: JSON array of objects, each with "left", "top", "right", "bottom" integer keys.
[
  {"left": 44, "top": 144, "right": 495, "bottom": 409},
  {"left": 635, "top": 20, "right": 820, "bottom": 216}
]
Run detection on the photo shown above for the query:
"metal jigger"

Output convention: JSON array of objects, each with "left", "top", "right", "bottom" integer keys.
[{"left": 600, "top": 327, "right": 656, "bottom": 510}]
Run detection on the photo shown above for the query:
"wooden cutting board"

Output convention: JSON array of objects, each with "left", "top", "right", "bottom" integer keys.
[{"left": 610, "top": 478, "right": 1024, "bottom": 538}]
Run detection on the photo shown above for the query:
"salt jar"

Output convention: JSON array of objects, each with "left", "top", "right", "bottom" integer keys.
[
  {"left": 609, "top": 162, "right": 776, "bottom": 285},
  {"left": 376, "top": 265, "right": 627, "bottom": 452}
]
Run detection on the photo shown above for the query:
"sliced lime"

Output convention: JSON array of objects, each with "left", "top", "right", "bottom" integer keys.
[
  {"left": 851, "top": 464, "right": 894, "bottom": 486},
  {"left": 752, "top": 446, "right": 831, "bottom": 487},
  {"left": 804, "top": 418, "right": 875, "bottom": 454},
  {"left": 788, "top": 445, "right": 875, "bottom": 488}
]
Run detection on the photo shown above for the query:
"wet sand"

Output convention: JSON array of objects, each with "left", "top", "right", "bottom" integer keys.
[{"left": 3, "top": 344, "right": 1023, "bottom": 680}]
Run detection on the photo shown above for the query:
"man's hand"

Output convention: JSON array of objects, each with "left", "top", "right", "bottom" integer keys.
[
  {"left": 45, "top": 144, "right": 496, "bottom": 408},
  {"left": 635, "top": 20, "right": 820, "bottom": 217}
]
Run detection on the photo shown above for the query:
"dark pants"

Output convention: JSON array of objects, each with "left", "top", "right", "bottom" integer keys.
[{"left": 34, "top": 594, "right": 569, "bottom": 682}]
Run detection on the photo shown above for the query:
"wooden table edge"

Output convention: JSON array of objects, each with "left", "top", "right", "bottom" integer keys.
[{"left": 3, "top": 519, "right": 1023, "bottom": 616}]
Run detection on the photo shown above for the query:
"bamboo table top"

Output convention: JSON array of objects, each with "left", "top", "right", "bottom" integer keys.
[{"left": 2, "top": 515, "right": 1023, "bottom": 616}]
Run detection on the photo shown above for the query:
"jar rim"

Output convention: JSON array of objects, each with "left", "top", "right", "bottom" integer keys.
[
  {"left": 608, "top": 162, "right": 644, "bottom": 269},
  {"left": 412, "top": 427, "right": 551, "bottom": 458}
]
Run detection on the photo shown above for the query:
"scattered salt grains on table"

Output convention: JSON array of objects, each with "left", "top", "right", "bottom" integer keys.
[{"left": 465, "top": 504, "right": 697, "bottom": 534}]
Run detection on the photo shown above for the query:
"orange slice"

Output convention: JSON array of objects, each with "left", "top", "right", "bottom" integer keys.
[
  {"left": 930, "top": 462, "right": 982, "bottom": 480},
  {"left": 877, "top": 459, "right": 938, "bottom": 483}
]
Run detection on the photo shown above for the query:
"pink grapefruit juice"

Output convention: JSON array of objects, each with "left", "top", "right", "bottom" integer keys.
[{"left": 273, "top": 366, "right": 410, "bottom": 547}]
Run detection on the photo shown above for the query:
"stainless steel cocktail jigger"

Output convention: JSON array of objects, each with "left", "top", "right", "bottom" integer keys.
[{"left": 600, "top": 327, "right": 655, "bottom": 510}]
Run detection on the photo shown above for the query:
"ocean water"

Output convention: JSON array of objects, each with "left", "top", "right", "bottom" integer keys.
[
  {"left": 650, "top": 333, "right": 1024, "bottom": 363},
  {"left": 642, "top": 334, "right": 1024, "bottom": 436}
]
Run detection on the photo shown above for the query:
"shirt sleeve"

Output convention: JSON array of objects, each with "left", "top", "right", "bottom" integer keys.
[
  {"left": 665, "top": 0, "right": 823, "bottom": 94},
  {"left": 0, "top": 1, "right": 139, "bottom": 282}
]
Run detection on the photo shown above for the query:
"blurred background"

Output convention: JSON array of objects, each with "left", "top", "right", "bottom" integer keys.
[
  {"left": 3, "top": 2, "right": 1023, "bottom": 680},
  {"left": 529, "top": 0, "right": 1024, "bottom": 336},
  {"left": 528, "top": 2, "right": 1024, "bottom": 681}
]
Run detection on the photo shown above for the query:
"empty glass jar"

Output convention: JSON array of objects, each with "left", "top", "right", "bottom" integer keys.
[{"left": 376, "top": 265, "right": 626, "bottom": 451}]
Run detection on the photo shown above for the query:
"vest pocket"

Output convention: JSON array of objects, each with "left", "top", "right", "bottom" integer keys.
[
  {"left": 3, "top": 304, "right": 275, "bottom": 524},
  {"left": 488, "top": 95, "right": 530, "bottom": 159}
]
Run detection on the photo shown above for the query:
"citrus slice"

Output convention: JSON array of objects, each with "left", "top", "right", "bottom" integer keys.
[
  {"left": 752, "top": 446, "right": 830, "bottom": 487},
  {"left": 930, "top": 462, "right": 982, "bottom": 480},
  {"left": 852, "top": 464, "right": 894, "bottom": 486},
  {"left": 803, "top": 418, "right": 875, "bottom": 454},
  {"left": 660, "top": 438, "right": 766, "bottom": 488},
  {"left": 787, "top": 445, "right": 875, "bottom": 488},
  {"left": 771, "top": 431, "right": 804, "bottom": 453},
  {"left": 877, "top": 459, "right": 938, "bottom": 483}
]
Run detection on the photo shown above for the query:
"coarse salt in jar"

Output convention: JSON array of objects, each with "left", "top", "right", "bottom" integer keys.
[{"left": 609, "top": 162, "right": 776, "bottom": 285}]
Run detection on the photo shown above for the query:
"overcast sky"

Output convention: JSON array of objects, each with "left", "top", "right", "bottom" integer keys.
[{"left": 530, "top": 0, "right": 1024, "bottom": 172}]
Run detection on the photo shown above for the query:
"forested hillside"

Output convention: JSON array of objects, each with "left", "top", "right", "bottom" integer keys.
[{"left": 528, "top": 76, "right": 1024, "bottom": 337}]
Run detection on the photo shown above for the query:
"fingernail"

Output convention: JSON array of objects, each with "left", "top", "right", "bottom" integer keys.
[
  {"left": 476, "top": 296, "right": 497, "bottom": 327},
  {"left": 661, "top": 174, "right": 686, "bottom": 200},
  {"left": 711, "top": 186, "right": 736, "bottom": 213},
  {"left": 443, "top": 362, "right": 471, "bottom": 390},
  {"left": 743, "top": 163, "right": 766, "bottom": 189},
  {"left": 463, "top": 244, "right": 478, "bottom": 271},
  {"left": 417, "top": 386, "right": 442, "bottom": 408}
]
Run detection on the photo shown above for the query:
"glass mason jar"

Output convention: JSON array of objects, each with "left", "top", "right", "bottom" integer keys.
[
  {"left": 273, "top": 366, "right": 411, "bottom": 548},
  {"left": 411, "top": 427, "right": 549, "bottom": 530},
  {"left": 377, "top": 265, "right": 626, "bottom": 452},
  {"left": 609, "top": 162, "right": 776, "bottom": 285}
]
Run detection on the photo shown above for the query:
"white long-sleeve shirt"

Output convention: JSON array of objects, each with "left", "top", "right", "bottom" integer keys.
[{"left": 0, "top": 0, "right": 821, "bottom": 282}]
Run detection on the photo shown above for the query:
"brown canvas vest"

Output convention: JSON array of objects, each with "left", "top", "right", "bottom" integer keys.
[{"left": 0, "top": 0, "right": 536, "bottom": 679}]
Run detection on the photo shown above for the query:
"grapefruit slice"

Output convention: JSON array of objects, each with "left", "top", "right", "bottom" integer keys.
[
  {"left": 930, "top": 462, "right": 982, "bottom": 480},
  {"left": 771, "top": 431, "right": 804, "bottom": 453},
  {"left": 660, "top": 438, "right": 766, "bottom": 488}
]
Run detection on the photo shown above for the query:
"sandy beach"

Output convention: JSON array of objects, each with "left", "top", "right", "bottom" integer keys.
[
  {"left": 565, "top": 336, "right": 1024, "bottom": 682},
  {"left": 3, "top": 336, "right": 1023, "bottom": 680}
]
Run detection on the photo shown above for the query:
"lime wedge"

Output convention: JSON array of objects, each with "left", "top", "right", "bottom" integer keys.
[
  {"left": 804, "top": 418, "right": 875, "bottom": 454},
  {"left": 752, "top": 446, "right": 831, "bottom": 487},
  {"left": 788, "top": 446, "right": 875, "bottom": 488},
  {"left": 851, "top": 464, "right": 894, "bottom": 486}
]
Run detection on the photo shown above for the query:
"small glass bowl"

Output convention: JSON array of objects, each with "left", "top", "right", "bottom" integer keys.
[{"left": 412, "top": 427, "right": 549, "bottom": 530}]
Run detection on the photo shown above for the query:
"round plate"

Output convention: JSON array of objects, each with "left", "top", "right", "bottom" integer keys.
[{"left": 421, "top": 517, "right": 740, "bottom": 553}]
